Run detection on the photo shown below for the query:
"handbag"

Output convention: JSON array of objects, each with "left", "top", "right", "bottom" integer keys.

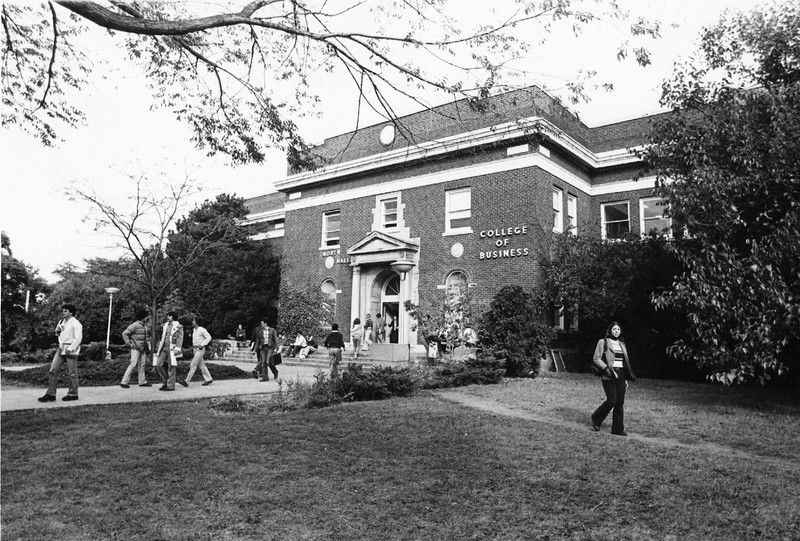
[{"left": 272, "top": 352, "right": 282, "bottom": 365}]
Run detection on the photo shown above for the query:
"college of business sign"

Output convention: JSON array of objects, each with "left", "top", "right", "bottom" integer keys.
[{"left": 478, "top": 226, "right": 530, "bottom": 260}]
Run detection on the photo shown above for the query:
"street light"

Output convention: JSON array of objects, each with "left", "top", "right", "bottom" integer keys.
[
  {"left": 104, "top": 287, "right": 120, "bottom": 360},
  {"left": 390, "top": 258, "right": 416, "bottom": 281}
]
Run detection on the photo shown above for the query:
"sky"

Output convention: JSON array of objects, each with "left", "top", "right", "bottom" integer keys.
[{"left": 0, "top": 0, "right": 770, "bottom": 283}]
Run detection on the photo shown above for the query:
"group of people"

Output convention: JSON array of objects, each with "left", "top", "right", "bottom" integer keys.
[
  {"left": 36, "top": 303, "right": 637, "bottom": 437},
  {"left": 38, "top": 307, "right": 217, "bottom": 402}
]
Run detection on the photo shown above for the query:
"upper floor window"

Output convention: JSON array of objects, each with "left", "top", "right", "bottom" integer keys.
[
  {"left": 445, "top": 187, "right": 472, "bottom": 235},
  {"left": 322, "top": 210, "right": 340, "bottom": 248},
  {"left": 601, "top": 201, "right": 630, "bottom": 240},
  {"left": 640, "top": 197, "right": 671, "bottom": 237},
  {"left": 381, "top": 197, "right": 398, "bottom": 229},
  {"left": 567, "top": 194, "right": 577, "bottom": 235},
  {"left": 552, "top": 187, "right": 564, "bottom": 233}
]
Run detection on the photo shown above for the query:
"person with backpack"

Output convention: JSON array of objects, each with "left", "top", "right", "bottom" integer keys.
[{"left": 590, "top": 321, "right": 636, "bottom": 436}]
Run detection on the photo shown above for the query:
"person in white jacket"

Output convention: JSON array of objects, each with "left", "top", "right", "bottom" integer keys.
[
  {"left": 154, "top": 311, "right": 183, "bottom": 391},
  {"left": 179, "top": 316, "right": 213, "bottom": 387},
  {"left": 38, "top": 303, "right": 83, "bottom": 402}
]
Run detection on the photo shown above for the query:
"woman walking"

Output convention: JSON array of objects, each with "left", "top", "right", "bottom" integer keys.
[
  {"left": 590, "top": 321, "right": 636, "bottom": 436},
  {"left": 350, "top": 318, "right": 364, "bottom": 359}
]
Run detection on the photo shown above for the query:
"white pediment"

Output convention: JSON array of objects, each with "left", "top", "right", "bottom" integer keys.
[{"left": 347, "top": 231, "right": 419, "bottom": 258}]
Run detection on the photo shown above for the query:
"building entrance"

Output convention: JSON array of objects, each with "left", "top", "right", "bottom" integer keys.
[{"left": 381, "top": 274, "right": 400, "bottom": 344}]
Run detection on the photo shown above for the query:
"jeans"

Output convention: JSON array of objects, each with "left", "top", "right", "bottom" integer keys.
[
  {"left": 155, "top": 349, "right": 177, "bottom": 389},
  {"left": 121, "top": 348, "right": 147, "bottom": 385},
  {"left": 257, "top": 347, "right": 278, "bottom": 380},
  {"left": 591, "top": 369, "right": 627, "bottom": 433},
  {"left": 185, "top": 348, "right": 212, "bottom": 383},
  {"left": 46, "top": 349, "right": 79, "bottom": 397}
]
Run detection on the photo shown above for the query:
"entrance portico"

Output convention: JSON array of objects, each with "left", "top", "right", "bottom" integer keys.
[{"left": 347, "top": 231, "right": 420, "bottom": 346}]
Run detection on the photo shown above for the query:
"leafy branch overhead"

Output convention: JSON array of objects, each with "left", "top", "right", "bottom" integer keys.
[{"left": 2, "top": 1, "right": 659, "bottom": 168}]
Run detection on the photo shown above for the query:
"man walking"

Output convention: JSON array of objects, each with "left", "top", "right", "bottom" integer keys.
[
  {"left": 155, "top": 311, "right": 183, "bottom": 391},
  {"left": 251, "top": 317, "right": 278, "bottom": 381},
  {"left": 179, "top": 316, "right": 213, "bottom": 387},
  {"left": 38, "top": 303, "right": 83, "bottom": 402},
  {"left": 120, "top": 309, "right": 152, "bottom": 388}
]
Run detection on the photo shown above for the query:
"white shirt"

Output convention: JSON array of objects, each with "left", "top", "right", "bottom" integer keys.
[
  {"left": 193, "top": 326, "right": 212, "bottom": 347},
  {"left": 57, "top": 317, "right": 83, "bottom": 354}
]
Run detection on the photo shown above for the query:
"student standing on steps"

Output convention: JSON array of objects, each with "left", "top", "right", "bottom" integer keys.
[
  {"left": 179, "top": 316, "right": 213, "bottom": 387},
  {"left": 120, "top": 309, "right": 152, "bottom": 389},
  {"left": 38, "top": 303, "right": 83, "bottom": 402}
]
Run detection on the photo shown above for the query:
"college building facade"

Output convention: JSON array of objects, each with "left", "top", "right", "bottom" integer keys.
[{"left": 243, "top": 86, "right": 669, "bottom": 354}]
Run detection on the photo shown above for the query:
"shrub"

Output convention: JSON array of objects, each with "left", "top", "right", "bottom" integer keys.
[
  {"left": 479, "top": 286, "right": 555, "bottom": 377},
  {"left": 422, "top": 351, "right": 506, "bottom": 389},
  {"left": 1, "top": 359, "right": 251, "bottom": 387},
  {"left": 203, "top": 340, "right": 231, "bottom": 360}
]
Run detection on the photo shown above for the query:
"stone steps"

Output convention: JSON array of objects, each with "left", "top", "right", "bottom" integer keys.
[{"left": 223, "top": 346, "right": 427, "bottom": 369}]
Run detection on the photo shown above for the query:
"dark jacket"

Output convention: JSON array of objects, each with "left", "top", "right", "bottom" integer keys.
[
  {"left": 251, "top": 325, "right": 278, "bottom": 350},
  {"left": 592, "top": 338, "right": 636, "bottom": 381},
  {"left": 324, "top": 331, "right": 345, "bottom": 349}
]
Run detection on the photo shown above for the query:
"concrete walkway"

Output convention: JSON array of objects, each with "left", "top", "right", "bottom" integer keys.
[{"left": 1, "top": 361, "right": 327, "bottom": 412}]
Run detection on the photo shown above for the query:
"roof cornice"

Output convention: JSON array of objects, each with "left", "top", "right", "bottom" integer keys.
[{"left": 273, "top": 116, "right": 642, "bottom": 192}]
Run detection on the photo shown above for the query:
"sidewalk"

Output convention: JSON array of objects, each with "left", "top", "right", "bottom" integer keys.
[{"left": 1, "top": 362, "right": 326, "bottom": 412}]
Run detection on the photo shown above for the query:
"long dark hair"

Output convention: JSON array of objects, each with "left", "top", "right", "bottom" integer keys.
[{"left": 604, "top": 321, "right": 624, "bottom": 342}]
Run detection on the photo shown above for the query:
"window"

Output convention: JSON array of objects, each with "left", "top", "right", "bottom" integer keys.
[
  {"left": 567, "top": 194, "right": 577, "bottom": 235},
  {"left": 640, "top": 197, "right": 671, "bottom": 237},
  {"left": 381, "top": 197, "right": 398, "bottom": 229},
  {"left": 445, "top": 271, "right": 468, "bottom": 302},
  {"left": 445, "top": 188, "right": 472, "bottom": 234},
  {"left": 321, "top": 279, "right": 337, "bottom": 318},
  {"left": 552, "top": 187, "right": 563, "bottom": 233},
  {"left": 601, "top": 201, "right": 630, "bottom": 239},
  {"left": 322, "top": 210, "right": 340, "bottom": 248}
]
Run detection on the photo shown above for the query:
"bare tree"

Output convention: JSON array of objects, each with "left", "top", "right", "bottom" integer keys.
[
  {"left": 73, "top": 173, "right": 240, "bottom": 355},
  {"left": 2, "top": 1, "right": 660, "bottom": 168}
]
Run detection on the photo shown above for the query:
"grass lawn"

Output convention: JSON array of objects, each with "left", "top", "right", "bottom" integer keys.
[{"left": 2, "top": 374, "right": 799, "bottom": 540}]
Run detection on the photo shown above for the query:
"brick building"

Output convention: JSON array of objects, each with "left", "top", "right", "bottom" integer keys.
[{"left": 244, "top": 86, "right": 669, "bottom": 355}]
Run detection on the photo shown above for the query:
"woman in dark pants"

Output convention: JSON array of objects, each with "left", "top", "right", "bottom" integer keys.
[{"left": 591, "top": 321, "right": 636, "bottom": 436}]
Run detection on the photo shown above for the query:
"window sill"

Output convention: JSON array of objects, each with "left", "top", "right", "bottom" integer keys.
[{"left": 442, "top": 229, "right": 473, "bottom": 237}]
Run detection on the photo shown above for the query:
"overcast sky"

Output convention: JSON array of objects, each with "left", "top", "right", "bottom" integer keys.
[{"left": 0, "top": 0, "right": 769, "bottom": 282}]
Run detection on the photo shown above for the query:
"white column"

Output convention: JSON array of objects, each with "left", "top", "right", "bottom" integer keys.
[
  {"left": 350, "top": 265, "right": 361, "bottom": 328},
  {"left": 400, "top": 266, "right": 415, "bottom": 344}
]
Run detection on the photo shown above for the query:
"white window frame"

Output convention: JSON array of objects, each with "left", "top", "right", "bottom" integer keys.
[
  {"left": 552, "top": 186, "right": 564, "bottom": 233},
  {"left": 566, "top": 194, "right": 577, "bottom": 235},
  {"left": 381, "top": 197, "right": 399, "bottom": 229},
  {"left": 321, "top": 210, "right": 341, "bottom": 248},
  {"left": 444, "top": 187, "right": 472, "bottom": 236},
  {"left": 601, "top": 200, "right": 630, "bottom": 240},
  {"left": 639, "top": 197, "right": 672, "bottom": 238}
]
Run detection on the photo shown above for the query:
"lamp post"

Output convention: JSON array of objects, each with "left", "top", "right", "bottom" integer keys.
[
  {"left": 104, "top": 287, "right": 120, "bottom": 360},
  {"left": 390, "top": 258, "right": 416, "bottom": 281}
]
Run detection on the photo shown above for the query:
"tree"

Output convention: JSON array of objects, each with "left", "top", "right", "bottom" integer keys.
[
  {"left": 74, "top": 174, "right": 241, "bottom": 355},
  {"left": 1, "top": 232, "right": 51, "bottom": 352},
  {"left": 2, "top": 1, "right": 660, "bottom": 168},
  {"left": 541, "top": 232, "right": 689, "bottom": 377},
  {"left": 643, "top": 2, "right": 800, "bottom": 385},
  {"left": 34, "top": 259, "right": 143, "bottom": 347},
  {"left": 276, "top": 280, "right": 332, "bottom": 340},
  {"left": 167, "top": 194, "right": 281, "bottom": 338},
  {"left": 404, "top": 286, "right": 474, "bottom": 360},
  {"left": 479, "top": 285, "right": 554, "bottom": 377}
]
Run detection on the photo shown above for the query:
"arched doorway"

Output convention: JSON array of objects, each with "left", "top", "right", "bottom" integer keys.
[{"left": 381, "top": 273, "right": 401, "bottom": 343}]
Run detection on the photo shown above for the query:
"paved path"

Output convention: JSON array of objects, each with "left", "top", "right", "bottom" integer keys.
[{"left": 1, "top": 362, "right": 326, "bottom": 412}]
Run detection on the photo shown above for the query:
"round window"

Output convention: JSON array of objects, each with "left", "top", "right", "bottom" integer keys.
[{"left": 379, "top": 124, "right": 396, "bottom": 146}]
